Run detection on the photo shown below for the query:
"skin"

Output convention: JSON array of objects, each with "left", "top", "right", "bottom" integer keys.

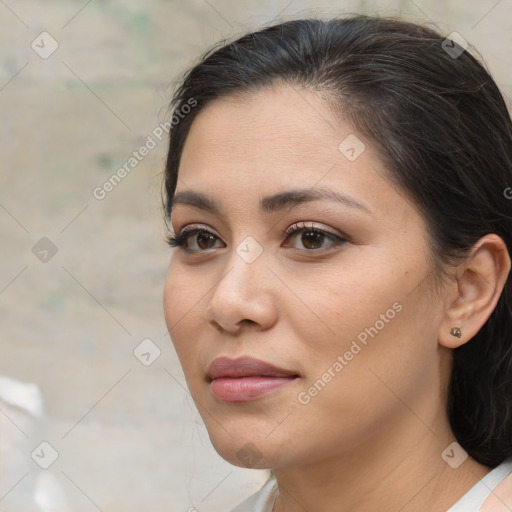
[
  {"left": 480, "top": 473, "right": 512, "bottom": 511},
  {"left": 163, "top": 85, "right": 511, "bottom": 512}
]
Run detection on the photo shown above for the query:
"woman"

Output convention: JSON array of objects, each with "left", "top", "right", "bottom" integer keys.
[{"left": 162, "top": 15, "right": 512, "bottom": 511}]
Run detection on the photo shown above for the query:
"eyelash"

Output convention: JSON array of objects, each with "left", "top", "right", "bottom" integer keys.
[{"left": 166, "top": 222, "right": 347, "bottom": 252}]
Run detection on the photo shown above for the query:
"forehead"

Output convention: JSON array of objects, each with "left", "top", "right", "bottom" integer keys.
[
  {"left": 175, "top": 85, "right": 410, "bottom": 223},
  {"left": 181, "top": 86, "right": 343, "bottom": 169}
]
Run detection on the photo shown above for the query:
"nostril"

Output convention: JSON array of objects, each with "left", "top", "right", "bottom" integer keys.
[{"left": 239, "top": 319, "right": 257, "bottom": 327}]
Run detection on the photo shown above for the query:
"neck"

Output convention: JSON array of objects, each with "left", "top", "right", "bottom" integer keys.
[{"left": 272, "top": 405, "right": 490, "bottom": 512}]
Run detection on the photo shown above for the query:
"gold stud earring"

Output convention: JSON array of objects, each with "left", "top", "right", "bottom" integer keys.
[{"left": 450, "top": 327, "right": 462, "bottom": 338}]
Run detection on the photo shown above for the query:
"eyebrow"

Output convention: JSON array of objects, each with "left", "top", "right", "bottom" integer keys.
[{"left": 168, "top": 187, "right": 372, "bottom": 217}]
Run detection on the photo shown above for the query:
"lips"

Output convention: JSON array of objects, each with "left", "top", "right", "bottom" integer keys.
[
  {"left": 206, "top": 356, "right": 299, "bottom": 402},
  {"left": 206, "top": 356, "right": 298, "bottom": 380}
]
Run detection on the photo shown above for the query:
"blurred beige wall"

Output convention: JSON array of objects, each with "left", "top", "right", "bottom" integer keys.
[{"left": 1, "top": 1, "right": 510, "bottom": 511}]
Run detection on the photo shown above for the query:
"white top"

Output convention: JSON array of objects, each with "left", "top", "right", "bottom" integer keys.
[{"left": 229, "top": 459, "right": 512, "bottom": 512}]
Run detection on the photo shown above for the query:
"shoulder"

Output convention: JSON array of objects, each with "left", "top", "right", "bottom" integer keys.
[
  {"left": 227, "top": 477, "right": 278, "bottom": 512},
  {"left": 447, "top": 458, "right": 512, "bottom": 511}
]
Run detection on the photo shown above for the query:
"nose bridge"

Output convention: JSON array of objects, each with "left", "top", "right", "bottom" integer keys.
[
  {"left": 216, "top": 238, "right": 267, "bottom": 297},
  {"left": 234, "top": 234, "right": 265, "bottom": 266},
  {"left": 205, "top": 238, "right": 276, "bottom": 332}
]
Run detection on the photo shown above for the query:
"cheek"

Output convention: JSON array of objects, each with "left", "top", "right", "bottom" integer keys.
[
  {"left": 163, "top": 261, "right": 205, "bottom": 365},
  {"left": 286, "top": 250, "right": 439, "bottom": 404},
  {"left": 280, "top": 253, "right": 411, "bottom": 357}
]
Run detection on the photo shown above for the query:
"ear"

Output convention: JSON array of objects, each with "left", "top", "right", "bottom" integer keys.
[{"left": 438, "top": 234, "right": 511, "bottom": 349}]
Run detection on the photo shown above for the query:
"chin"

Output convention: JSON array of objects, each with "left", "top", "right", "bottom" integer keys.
[
  {"left": 211, "top": 439, "right": 278, "bottom": 469},
  {"left": 205, "top": 424, "right": 286, "bottom": 470}
]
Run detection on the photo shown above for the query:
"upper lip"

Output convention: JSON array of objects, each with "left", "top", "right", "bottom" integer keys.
[{"left": 206, "top": 356, "right": 299, "bottom": 381}]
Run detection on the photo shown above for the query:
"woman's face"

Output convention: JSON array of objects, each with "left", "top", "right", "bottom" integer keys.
[{"left": 164, "top": 85, "right": 449, "bottom": 470}]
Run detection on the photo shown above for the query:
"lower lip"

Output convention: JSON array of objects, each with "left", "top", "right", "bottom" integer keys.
[{"left": 210, "top": 376, "right": 296, "bottom": 402}]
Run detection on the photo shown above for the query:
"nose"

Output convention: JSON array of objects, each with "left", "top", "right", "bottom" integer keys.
[{"left": 204, "top": 251, "right": 278, "bottom": 335}]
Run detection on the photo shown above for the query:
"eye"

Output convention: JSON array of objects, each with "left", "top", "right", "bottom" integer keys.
[
  {"left": 283, "top": 222, "right": 346, "bottom": 251},
  {"left": 166, "top": 226, "right": 224, "bottom": 252},
  {"left": 167, "top": 222, "right": 346, "bottom": 253}
]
